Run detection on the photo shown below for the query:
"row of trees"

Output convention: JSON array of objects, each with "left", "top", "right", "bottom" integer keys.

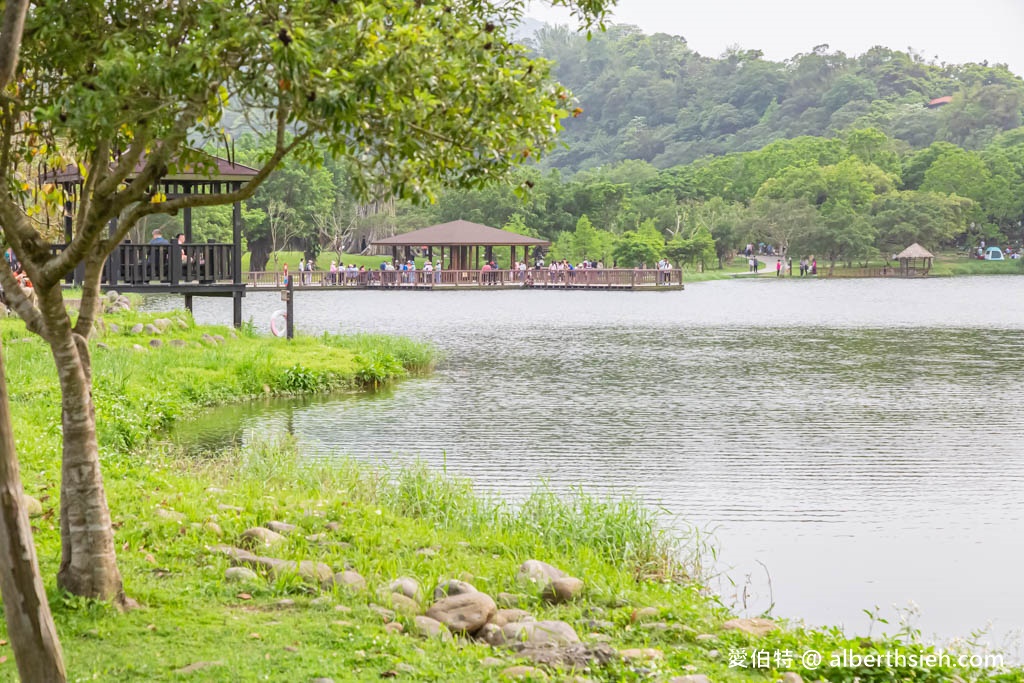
[
  {"left": 184, "top": 126, "right": 1020, "bottom": 273},
  {"left": 530, "top": 25, "right": 1024, "bottom": 170},
  {"left": 378, "top": 127, "right": 1024, "bottom": 271},
  {"left": 171, "top": 27, "right": 1024, "bottom": 270}
]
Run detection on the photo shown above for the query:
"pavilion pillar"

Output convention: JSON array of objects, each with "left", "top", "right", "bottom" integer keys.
[
  {"left": 231, "top": 184, "right": 243, "bottom": 328},
  {"left": 64, "top": 199, "right": 85, "bottom": 286},
  {"left": 107, "top": 216, "right": 119, "bottom": 287},
  {"left": 181, "top": 184, "right": 192, "bottom": 285},
  {"left": 183, "top": 186, "right": 193, "bottom": 242},
  {"left": 63, "top": 200, "right": 73, "bottom": 244}
]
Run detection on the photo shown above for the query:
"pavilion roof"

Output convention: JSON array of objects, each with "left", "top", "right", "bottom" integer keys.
[
  {"left": 43, "top": 150, "right": 259, "bottom": 185},
  {"left": 373, "top": 220, "right": 550, "bottom": 247},
  {"left": 896, "top": 243, "right": 935, "bottom": 259}
]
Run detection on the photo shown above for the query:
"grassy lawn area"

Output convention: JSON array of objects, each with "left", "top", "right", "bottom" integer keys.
[
  {"left": 931, "top": 253, "right": 1024, "bottom": 276},
  {"left": 244, "top": 251, "right": 419, "bottom": 272}
]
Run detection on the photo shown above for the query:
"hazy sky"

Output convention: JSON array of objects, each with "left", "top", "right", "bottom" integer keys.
[{"left": 527, "top": 0, "right": 1024, "bottom": 75}]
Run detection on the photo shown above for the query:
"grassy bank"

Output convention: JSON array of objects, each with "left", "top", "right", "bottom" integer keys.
[
  {"left": 930, "top": 255, "right": 1024, "bottom": 276},
  {"left": 687, "top": 254, "right": 1024, "bottom": 282},
  {"left": 244, "top": 251, "right": 393, "bottom": 272},
  {"left": 0, "top": 312, "right": 1018, "bottom": 682}
]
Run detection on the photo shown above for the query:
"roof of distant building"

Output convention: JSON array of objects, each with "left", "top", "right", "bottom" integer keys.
[{"left": 373, "top": 220, "right": 550, "bottom": 247}]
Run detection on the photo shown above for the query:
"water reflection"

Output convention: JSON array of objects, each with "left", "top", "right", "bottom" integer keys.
[{"left": 154, "top": 277, "right": 1024, "bottom": 646}]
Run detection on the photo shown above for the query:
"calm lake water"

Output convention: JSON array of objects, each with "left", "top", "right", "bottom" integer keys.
[{"left": 147, "top": 277, "right": 1024, "bottom": 648}]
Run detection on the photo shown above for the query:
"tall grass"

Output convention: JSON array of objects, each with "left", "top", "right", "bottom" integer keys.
[
  {"left": 218, "top": 441, "right": 705, "bottom": 586},
  {"left": 322, "top": 332, "right": 438, "bottom": 374}
]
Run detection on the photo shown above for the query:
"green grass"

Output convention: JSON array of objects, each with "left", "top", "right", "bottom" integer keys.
[
  {"left": 244, "top": 251, "right": 421, "bottom": 272},
  {"left": 931, "top": 254, "right": 1024, "bottom": 276},
  {"left": 688, "top": 253, "right": 1024, "bottom": 282},
  {"left": 0, "top": 312, "right": 1018, "bottom": 682}
]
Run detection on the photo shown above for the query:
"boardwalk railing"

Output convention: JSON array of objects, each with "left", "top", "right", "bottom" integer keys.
[
  {"left": 824, "top": 266, "right": 927, "bottom": 278},
  {"left": 247, "top": 268, "right": 683, "bottom": 289},
  {"left": 53, "top": 242, "right": 237, "bottom": 287}
]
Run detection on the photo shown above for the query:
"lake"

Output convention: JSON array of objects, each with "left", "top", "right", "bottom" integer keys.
[{"left": 147, "top": 276, "right": 1024, "bottom": 649}]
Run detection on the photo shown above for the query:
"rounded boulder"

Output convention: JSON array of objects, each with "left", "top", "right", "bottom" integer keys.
[{"left": 425, "top": 591, "right": 496, "bottom": 634}]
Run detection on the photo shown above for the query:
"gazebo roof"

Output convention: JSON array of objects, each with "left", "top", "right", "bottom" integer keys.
[
  {"left": 43, "top": 150, "right": 259, "bottom": 185},
  {"left": 373, "top": 220, "right": 550, "bottom": 247},
  {"left": 896, "top": 243, "right": 935, "bottom": 259}
]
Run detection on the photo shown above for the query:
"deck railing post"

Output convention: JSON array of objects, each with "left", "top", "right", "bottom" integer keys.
[
  {"left": 169, "top": 242, "right": 181, "bottom": 286},
  {"left": 286, "top": 273, "right": 294, "bottom": 340}
]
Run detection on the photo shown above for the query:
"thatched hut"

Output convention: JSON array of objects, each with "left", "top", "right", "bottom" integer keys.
[{"left": 896, "top": 243, "right": 934, "bottom": 277}]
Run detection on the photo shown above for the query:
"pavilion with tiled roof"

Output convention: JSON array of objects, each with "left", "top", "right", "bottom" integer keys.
[{"left": 373, "top": 220, "right": 550, "bottom": 269}]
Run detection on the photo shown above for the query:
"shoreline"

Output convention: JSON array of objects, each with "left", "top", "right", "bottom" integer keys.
[{"left": 1, "top": 310, "right": 1017, "bottom": 681}]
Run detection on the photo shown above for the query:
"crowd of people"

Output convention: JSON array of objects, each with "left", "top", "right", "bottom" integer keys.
[
  {"left": 279, "top": 256, "right": 682, "bottom": 287},
  {"left": 744, "top": 247, "right": 818, "bottom": 277}
]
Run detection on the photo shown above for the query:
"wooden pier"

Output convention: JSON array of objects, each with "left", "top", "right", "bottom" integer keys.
[
  {"left": 246, "top": 268, "right": 684, "bottom": 291},
  {"left": 75, "top": 245, "right": 683, "bottom": 292}
]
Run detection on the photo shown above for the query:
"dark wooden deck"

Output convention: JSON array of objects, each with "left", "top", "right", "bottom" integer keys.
[
  {"left": 56, "top": 242, "right": 245, "bottom": 296},
  {"left": 246, "top": 268, "right": 684, "bottom": 290}
]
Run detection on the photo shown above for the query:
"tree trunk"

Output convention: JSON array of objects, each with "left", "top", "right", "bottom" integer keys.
[
  {"left": 249, "top": 238, "right": 271, "bottom": 273},
  {"left": 0, "top": 339, "right": 67, "bottom": 682},
  {"left": 36, "top": 288, "right": 124, "bottom": 603}
]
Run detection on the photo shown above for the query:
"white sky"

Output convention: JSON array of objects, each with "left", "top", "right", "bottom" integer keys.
[{"left": 527, "top": 0, "right": 1024, "bottom": 76}]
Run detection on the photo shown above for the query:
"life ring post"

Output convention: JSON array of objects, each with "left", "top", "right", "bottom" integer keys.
[{"left": 285, "top": 272, "right": 294, "bottom": 339}]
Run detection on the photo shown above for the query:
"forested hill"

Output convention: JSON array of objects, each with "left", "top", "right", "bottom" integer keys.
[{"left": 531, "top": 24, "right": 1024, "bottom": 172}]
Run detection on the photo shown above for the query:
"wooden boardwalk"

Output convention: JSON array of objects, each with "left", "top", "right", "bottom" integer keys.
[{"left": 246, "top": 268, "right": 684, "bottom": 291}]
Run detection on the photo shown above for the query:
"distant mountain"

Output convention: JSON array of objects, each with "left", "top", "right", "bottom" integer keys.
[
  {"left": 529, "top": 24, "right": 1024, "bottom": 172},
  {"left": 512, "top": 16, "right": 546, "bottom": 45}
]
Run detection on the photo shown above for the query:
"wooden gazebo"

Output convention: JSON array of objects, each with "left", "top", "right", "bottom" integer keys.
[
  {"left": 896, "top": 243, "right": 934, "bottom": 277},
  {"left": 45, "top": 151, "right": 258, "bottom": 326},
  {"left": 372, "top": 220, "right": 549, "bottom": 269}
]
